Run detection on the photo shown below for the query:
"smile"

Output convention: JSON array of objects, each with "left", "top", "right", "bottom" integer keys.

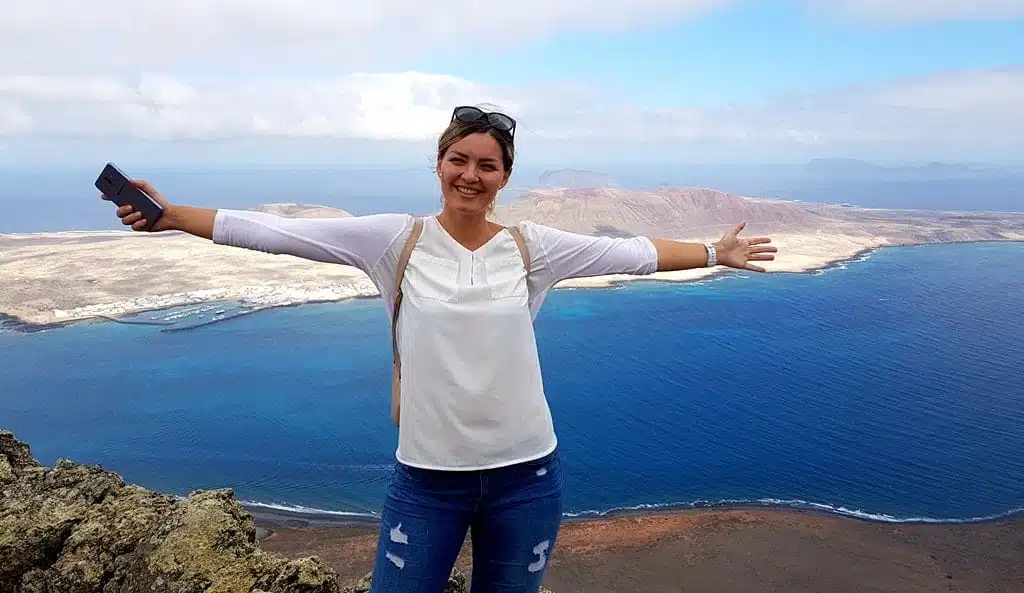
[{"left": 455, "top": 186, "right": 482, "bottom": 197}]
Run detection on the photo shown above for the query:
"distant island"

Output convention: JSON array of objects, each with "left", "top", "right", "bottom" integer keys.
[
  {"left": 804, "top": 158, "right": 1000, "bottom": 179},
  {"left": 2, "top": 187, "right": 1024, "bottom": 330}
]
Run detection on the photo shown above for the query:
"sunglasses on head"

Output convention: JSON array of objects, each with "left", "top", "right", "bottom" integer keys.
[{"left": 451, "top": 106, "right": 516, "bottom": 139}]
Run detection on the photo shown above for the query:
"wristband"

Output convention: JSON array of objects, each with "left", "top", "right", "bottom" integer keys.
[{"left": 704, "top": 242, "right": 717, "bottom": 267}]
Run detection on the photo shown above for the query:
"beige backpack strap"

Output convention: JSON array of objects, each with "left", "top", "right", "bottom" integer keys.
[
  {"left": 506, "top": 225, "right": 531, "bottom": 273},
  {"left": 391, "top": 217, "right": 424, "bottom": 426}
]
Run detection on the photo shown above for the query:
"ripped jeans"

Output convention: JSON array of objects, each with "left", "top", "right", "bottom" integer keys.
[{"left": 368, "top": 449, "right": 563, "bottom": 593}]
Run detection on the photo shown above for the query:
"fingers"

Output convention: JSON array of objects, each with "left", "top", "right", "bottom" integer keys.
[
  {"left": 747, "top": 253, "right": 775, "bottom": 261},
  {"left": 122, "top": 211, "right": 144, "bottom": 226},
  {"left": 745, "top": 264, "right": 767, "bottom": 273},
  {"left": 118, "top": 205, "right": 148, "bottom": 229},
  {"left": 102, "top": 185, "right": 154, "bottom": 231},
  {"left": 747, "top": 236, "right": 773, "bottom": 245},
  {"left": 115, "top": 208, "right": 147, "bottom": 231}
]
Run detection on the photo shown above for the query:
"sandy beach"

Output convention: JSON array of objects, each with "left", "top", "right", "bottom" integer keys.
[{"left": 251, "top": 506, "right": 1024, "bottom": 593}]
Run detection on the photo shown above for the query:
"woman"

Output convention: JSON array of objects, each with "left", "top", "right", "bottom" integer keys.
[{"left": 104, "top": 105, "right": 777, "bottom": 593}]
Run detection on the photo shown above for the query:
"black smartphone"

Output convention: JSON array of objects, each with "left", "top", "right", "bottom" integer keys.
[{"left": 95, "top": 162, "right": 164, "bottom": 231}]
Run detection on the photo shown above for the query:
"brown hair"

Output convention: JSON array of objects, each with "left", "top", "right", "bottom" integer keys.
[{"left": 436, "top": 119, "right": 515, "bottom": 173}]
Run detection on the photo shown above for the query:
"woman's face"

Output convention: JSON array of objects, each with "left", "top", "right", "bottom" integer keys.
[{"left": 437, "top": 132, "right": 509, "bottom": 217}]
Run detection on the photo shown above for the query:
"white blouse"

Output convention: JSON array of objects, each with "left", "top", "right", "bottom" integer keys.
[{"left": 213, "top": 210, "right": 659, "bottom": 471}]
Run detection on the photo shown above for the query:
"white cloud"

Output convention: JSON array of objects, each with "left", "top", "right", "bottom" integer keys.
[
  {"left": 806, "top": 0, "right": 1024, "bottom": 23},
  {"left": 1, "top": 1, "right": 1019, "bottom": 77},
  {"left": 1, "top": 68, "right": 1021, "bottom": 164},
  {"left": 1, "top": 0, "right": 1021, "bottom": 164},
  {"left": 0, "top": 0, "right": 726, "bottom": 73},
  {"left": 0, "top": 72, "right": 507, "bottom": 140}
]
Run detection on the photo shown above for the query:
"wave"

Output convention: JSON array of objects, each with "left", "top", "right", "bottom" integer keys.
[
  {"left": 564, "top": 498, "right": 1024, "bottom": 525},
  {"left": 240, "top": 499, "right": 381, "bottom": 519},
  {"left": 227, "top": 496, "right": 1024, "bottom": 526}
]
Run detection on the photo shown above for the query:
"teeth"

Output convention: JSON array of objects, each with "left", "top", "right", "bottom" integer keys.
[{"left": 456, "top": 187, "right": 481, "bottom": 196}]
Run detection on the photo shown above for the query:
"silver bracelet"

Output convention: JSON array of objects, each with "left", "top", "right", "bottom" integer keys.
[{"left": 703, "top": 242, "right": 717, "bottom": 267}]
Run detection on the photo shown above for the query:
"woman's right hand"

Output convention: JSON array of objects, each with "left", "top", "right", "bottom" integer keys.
[{"left": 102, "top": 179, "right": 173, "bottom": 232}]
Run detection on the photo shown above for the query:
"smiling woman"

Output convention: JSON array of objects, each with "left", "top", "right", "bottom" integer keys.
[
  {"left": 436, "top": 105, "right": 517, "bottom": 220},
  {"left": 101, "top": 104, "right": 775, "bottom": 593}
]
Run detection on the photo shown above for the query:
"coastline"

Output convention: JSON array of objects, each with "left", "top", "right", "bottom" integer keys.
[
  {"left": 251, "top": 502, "right": 1024, "bottom": 592},
  {"left": 244, "top": 498, "right": 1024, "bottom": 541},
  {"left": 3, "top": 232, "right": 1022, "bottom": 334}
]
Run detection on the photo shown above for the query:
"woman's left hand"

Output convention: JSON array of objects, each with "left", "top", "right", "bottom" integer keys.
[{"left": 715, "top": 222, "right": 778, "bottom": 272}]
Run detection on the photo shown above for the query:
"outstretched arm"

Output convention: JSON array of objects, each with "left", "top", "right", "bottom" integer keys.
[
  {"left": 651, "top": 222, "right": 777, "bottom": 273},
  {"left": 163, "top": 204, "right": 217, "bottom": 239},
  {"left": 649, "top": 239, "right": 716, "bottom": 272},
  {"left": 103, "top": 178, "right": 408, "bottom": 272},
  {"left": 524, "top": 220, "right": 778, "bottom": 288}
]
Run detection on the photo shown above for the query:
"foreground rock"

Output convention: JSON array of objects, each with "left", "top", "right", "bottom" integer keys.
[{"left": 0, "top": 430, "right": 495, "bottom": 593}]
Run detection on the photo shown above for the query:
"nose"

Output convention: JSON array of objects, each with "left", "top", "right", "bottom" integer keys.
[{"left": 460, "top": 167, "right": 480, "bottom": 183}]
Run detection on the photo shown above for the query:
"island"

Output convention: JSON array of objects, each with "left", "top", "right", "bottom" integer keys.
[{"left": 1, "top": 188, "right": 1023, "bottom": 330}]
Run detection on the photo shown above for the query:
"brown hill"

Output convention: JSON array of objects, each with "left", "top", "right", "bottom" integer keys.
[{"left": 493, "top": 188, "right": 826, "bottom": 239}]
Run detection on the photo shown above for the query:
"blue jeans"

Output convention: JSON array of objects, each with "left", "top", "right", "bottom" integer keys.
[{"left": 368, "top": 449, "right": 563, "bottom": 593}]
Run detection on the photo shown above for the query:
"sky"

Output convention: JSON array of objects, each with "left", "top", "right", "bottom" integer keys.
[{"left": 0, "top": 0, "right": 1022, "bottom": 168}]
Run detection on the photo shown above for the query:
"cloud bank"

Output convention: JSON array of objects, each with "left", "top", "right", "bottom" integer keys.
[
  {"left": 1, "top": 0, "right": 1021, "bottom": 164},
  {"left": 1, "top": 0, "right": 727, "bottom": 73},
  {"left": 1, "top": 68, "right": 1021, "bottom": 163},
  {"left": 2, "top": 0, "right": 1018, "bottom": 75}
]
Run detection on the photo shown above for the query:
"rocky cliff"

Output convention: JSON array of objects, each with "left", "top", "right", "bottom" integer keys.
[{"left": 0, "top": 430, "right": 514, "bottom": 593}]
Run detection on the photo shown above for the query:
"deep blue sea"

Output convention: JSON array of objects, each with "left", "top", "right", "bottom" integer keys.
[{"left": 2, "top": 242, "right": 1022, "bottom": 524}]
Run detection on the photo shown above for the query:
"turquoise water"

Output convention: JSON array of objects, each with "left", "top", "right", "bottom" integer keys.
[{"left": 2, "top": 242, "right": 1022, "bottom": 523}]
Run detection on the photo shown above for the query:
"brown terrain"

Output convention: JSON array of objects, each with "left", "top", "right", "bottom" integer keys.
[
  {"left": 253, "top": 508, "right": 1024, "bottom": 593},
  {"left": 495, "top": 187, "right": 826, "bottom": 238}
]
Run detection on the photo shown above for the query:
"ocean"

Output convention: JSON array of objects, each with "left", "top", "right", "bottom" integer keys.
[{"left": 2, "top": 242, "right": 1022, "bottom": 524}]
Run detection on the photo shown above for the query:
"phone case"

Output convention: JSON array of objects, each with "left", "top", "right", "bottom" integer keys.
[{"left": 95, "top": 163, "right": 164, "bottom": 231}]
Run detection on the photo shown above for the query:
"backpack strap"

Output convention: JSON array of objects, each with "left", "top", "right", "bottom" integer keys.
[
  {"left": 391, "top": 217, "right": 424, "bottom": 426},
  {"left": 506, "top": 225, "right": 531, "bottom": 273}
]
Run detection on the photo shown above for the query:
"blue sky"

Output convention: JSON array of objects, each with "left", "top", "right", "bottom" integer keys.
[
  {"left": 413, "top": 3, "right": 1023, "bottom": 107},
  {"left": 0, "top": 1, "right": 1022, "bottom": 166}
]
